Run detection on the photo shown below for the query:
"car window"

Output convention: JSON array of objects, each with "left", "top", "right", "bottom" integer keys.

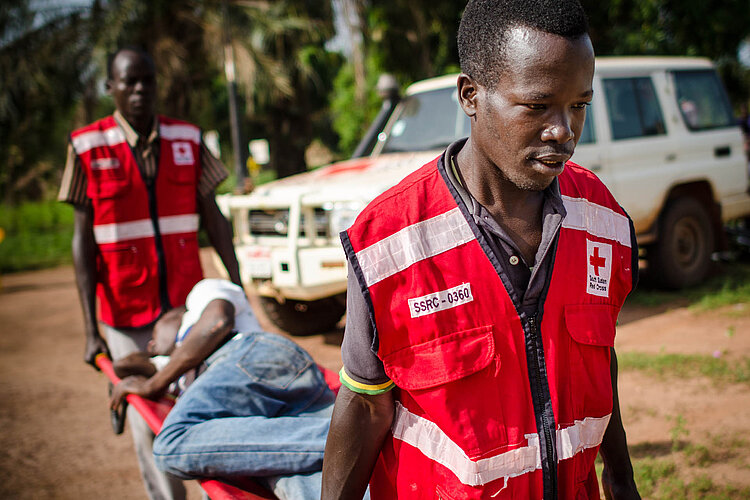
[
  {"left": 603, "top": 77, "right": 666, "bottom": 140},
  {"left": 381, "top": 87, "right": 470, "bottom": 153},
  {"left": 672, "top": 70, "right": 735, "bottom": 131},
  {"left": 578, "top": 108, "right": 595, "bottom": 145}
]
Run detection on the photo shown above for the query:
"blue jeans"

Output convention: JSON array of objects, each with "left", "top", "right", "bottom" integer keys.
[{"left": 152, "top": 331, "right": 335, "bottom": 500}]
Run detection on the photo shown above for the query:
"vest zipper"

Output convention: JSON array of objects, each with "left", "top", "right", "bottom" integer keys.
[
  {"left": 527, "top": 314, "right": 557, "bottom": 499},
  {"left": 143, "top": 170, "right": 171, "bottom": 313}
]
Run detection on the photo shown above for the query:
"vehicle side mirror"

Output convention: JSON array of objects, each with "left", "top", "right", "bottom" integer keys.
[{"left": 352, "top": 73, "right": 402, "bottom": 158}]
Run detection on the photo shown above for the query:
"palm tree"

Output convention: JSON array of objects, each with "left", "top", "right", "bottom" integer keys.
[
  {"left": 0, "top": 0, "right": 93, "bottom": 203},
  {"left": 95, "top": 0, "right": 337, "bottom": 178}
]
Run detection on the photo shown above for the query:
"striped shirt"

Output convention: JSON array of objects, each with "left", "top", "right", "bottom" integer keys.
[{"left": 58, "top": 111, "right": 228, "bottom": 206}]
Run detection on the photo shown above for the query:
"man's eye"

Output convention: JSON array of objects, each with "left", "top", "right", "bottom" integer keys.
[
  {"left": 525, "top": 103, "right": 546, "bottom": 110},
  {"left": 572, "top": 102, "right": 592, "bottom": 110}
]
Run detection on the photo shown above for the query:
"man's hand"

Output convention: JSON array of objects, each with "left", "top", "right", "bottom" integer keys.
[
  {"left": 110, "top": 375, "right": 165, "bottom": 412},
  {"left": 84, "top": 334, "right": 110, "bottom": 369}
]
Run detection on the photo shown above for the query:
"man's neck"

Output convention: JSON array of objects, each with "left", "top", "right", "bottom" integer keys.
[
  {"left": 455, "top": 138, "right": 545, "bottom": 220},
  {"left": 456, "top": 138, "right": 546, "bottom": 265},
  {"left": 114, "top": 110, "right": 155, "bottom": 140}
]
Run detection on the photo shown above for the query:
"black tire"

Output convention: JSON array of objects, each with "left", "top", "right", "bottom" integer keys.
[
  {"left": 649, "top": 197, "right": 714, "bottom": 289},
  {"left": 259, "top": 294, "right": 346, "bottom": 336}
]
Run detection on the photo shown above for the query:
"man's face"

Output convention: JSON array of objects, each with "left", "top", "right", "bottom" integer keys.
[
  {"left": 107, "top": 50, "right": 156, "bottom": 129},
  {"left": 462, "top": 27, "right": 595, "bottom": 191}
]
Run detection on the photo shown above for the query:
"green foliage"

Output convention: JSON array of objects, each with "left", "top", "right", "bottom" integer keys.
[
  {"left": 669, "top": 414, "right": 689, "bottom": 451},
  {"left": 330, "top": 59, "right": 384, "bottom": 156},
  {"left": 631, "top": 457, "right": 750, "bottom": 499},
  {"left": 3, "top": 1, "right": 750, "bottom": 204},
  {"left": 0, "top": 1, "right": 93, "bottom": 203},
  {"left": 366, "top": 1, "right": 463, "bottom": 81},
  {"left": 330, "top": 0, "right": 463, "bottom": 157},
  {"left": 617, "top": 352, "right": 750, "bottom": 385},
  {"left": 0, "top": 201, "right": 74, "bottom": 272},
  {"left": 581, "top": 0, "right": 750, "bottom": 106},
  {"left": 629, "top": 262, "right": 750, "bottom": 309}
]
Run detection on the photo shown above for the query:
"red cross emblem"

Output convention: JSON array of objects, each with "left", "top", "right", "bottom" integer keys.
[
  {"left": 589, "top": 246, "right": 607, "bottom": 276},
  {"left": 172, "top": 141, "right": 194, "bottom": 165}
]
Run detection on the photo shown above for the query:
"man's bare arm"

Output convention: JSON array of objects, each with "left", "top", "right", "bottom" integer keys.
[
  {"left": 110, "top": 299, "right": 235, "bottom": 409},
  {"left": 198, "top": 194, "right": 242, "bottom": 287},
  {"left": 113, "top": 352, "right": 158, "bottom": 379},
  {"left": 72, "top": 204, "right": 109, "bottom": 367},
  {"left": 322, "top": 386, "right": 395, "bottom": 499},
  {"left": 600, "top": 347, "right": 641, "bottom": 500}
]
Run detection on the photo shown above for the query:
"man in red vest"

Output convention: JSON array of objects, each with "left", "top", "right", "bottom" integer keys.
[
  {"left": 59, "top": 47, "right": 242, "bottom": 500},
  {"left": 322, "top": 1, "right": 641, "bottom": 499}
]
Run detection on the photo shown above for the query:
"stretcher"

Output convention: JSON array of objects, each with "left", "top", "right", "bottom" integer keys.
[{"left": 96, "top": 353, "right": 341, "bottom": 500}]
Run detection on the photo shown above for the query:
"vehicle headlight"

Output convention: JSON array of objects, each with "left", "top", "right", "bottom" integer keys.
[{"left": 326, "top": 201, "right": 364, "bottom": 236}]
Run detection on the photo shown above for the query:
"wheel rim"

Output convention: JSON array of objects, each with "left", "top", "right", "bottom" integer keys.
[{"left": 673, "top": 216, "right": 705, "bottom": 269}]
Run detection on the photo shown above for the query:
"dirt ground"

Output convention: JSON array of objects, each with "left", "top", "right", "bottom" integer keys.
[{"left": 0, "top": 251, "right": 748, "bottom": 499}]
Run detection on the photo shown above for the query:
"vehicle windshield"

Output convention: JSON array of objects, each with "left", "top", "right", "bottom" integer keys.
[{"left": 380, "top": 86, "right": 471, "bottom": 154}]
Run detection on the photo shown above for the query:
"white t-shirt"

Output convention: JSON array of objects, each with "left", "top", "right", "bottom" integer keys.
[
  {"left": 153, "top": 279, "right": 261, "bottom": 394},
  {"left": 176, "top": 278, "right": 262, "bottom": 344}
]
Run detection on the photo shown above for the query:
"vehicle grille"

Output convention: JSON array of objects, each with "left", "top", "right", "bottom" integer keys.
[{"left": 248, "top": 208, "right": 329, "bottom": 237}]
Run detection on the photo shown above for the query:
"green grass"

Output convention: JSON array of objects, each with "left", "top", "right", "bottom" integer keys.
[
  {"left": 632, "top": 458, "right": 750, "bottom": 499},
  {"left": 0, "top": 201, "right": 74, "bottom": 273},
  {"left": 628, "top": 261, "right": 750, "bottom": 311},
  {"left": 618, "top": 351, "right": 750, "bottom": 386},
  {"left": 598, "top": 452, "right": 750, "bottom": 499}
]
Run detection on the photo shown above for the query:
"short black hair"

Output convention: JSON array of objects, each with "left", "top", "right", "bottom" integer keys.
[
  {"left": 458, "top": 0, "right": 589, "bottom": 87},
  {"left": 107, "top": 45, "right": 153, "bottom": 81}
]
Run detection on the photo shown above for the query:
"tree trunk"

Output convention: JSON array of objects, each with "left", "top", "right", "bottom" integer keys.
[{"left": 269, "top": 110, "right": 309, "bottom": 179}]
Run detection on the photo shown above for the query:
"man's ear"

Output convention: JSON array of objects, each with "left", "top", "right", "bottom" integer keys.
[
  {"left": 457, "top": 73, "right": 479, "bottom": 118},
  {"left": 105, "top": 79, "right": 113, "bottom": 95}
]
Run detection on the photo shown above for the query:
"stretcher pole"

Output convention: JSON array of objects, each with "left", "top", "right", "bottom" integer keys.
[{"left": 95, "top": 354, "right": 276, "bottom": 500}]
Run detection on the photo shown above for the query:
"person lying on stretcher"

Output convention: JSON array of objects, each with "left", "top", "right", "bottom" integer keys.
[{"left": 110, "top": 279, "right": 344, "bottom": 500}]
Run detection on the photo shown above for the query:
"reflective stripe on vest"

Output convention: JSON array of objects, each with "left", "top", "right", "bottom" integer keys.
[
  {"left": 392, "top": 402, "right": 610, "bottom": 487},
  {"left": 354, "top": 196, "right": 631, "bottom": 288},
  {"left": 72, "top": 126, "right": 127, "bottom": 154},
  {"left": 356, "top": 207, "right": 475, "bottom": 287},
  {"left": 93, "top": 214, "right": 200, "bottom": 244},
  {"left": 560, "top": 195, "right": 631, "bottom": 248},
  {"left": 71, "top": 123, "right": 200, "bottom": 157},
  {"left": 159, "top": 123, "right": 201, "bottom": 144}
]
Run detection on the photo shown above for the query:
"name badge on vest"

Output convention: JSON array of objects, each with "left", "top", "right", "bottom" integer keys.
[
  {"left": 91, "top": 158, "right": 121, "bottom": 170},
  {"left": 172, "top": 141, "right": 195, "bottom": 165},
  {"left": 408, "top": 283, "right": 474, "bottom": 318},
  {"left": 587, "top": 240, "right": 612, "bottom": 297}
]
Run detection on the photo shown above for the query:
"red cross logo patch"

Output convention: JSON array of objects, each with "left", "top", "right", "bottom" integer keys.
[
  {"left": 172, "top": 141, "right": 195, "bottom": 165},
  {"left": 586, "top": 240, "right": 612, "bottom": 297}
]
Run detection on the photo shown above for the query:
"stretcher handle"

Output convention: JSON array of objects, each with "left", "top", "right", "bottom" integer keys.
[
  {"left": 107, "top": 381, "right": 128, "bottom": 434},
  {"left": 95, "top": 353, "right": 172, "bottom": 435}
]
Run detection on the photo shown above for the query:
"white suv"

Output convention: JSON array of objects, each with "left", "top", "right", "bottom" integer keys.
[{"left": 217, "top": 57, "right": 750, "bottom": 334}]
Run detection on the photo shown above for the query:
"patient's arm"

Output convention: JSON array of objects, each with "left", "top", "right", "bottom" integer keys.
[{"left": 113, "top": 352, "right": 158, "bottom": 379}]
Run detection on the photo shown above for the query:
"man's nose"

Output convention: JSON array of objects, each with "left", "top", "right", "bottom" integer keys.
[
  {"left": 541, "top": 113, "right": 574, "bottom": 144},
  {"left": 133, "top": 79, "right": 148, "bottom": 93}
]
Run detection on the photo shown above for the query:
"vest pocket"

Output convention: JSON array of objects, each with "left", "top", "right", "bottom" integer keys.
[
  {"left": 165, "top": 160, "right": 197, "bottom": 185},
  {"left": 564, "top": 304, "right": 617, "bottom": 347},
  {"left": 563, "top": 304, "right": 615, "bottom": 462},
  {"left": 382, "top": 325, "right": 495, "bottom": 390},
  {"left": 98, "top": 242, "right": 148, "bottom": 286},
  {"left": 88, "top": 166, "right": 130, "bottom": 199}
]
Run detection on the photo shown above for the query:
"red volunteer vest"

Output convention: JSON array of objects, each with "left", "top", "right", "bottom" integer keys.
[
  {"left": 344, "top": 156, "right": 635, "bottom": 499},
  {"left": 71, "top": 115, "right": 204, "bottom": 328}
]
